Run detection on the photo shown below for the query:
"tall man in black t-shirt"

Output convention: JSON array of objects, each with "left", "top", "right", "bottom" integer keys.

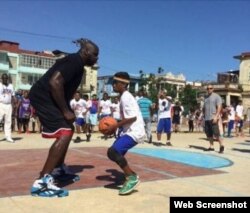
[{"left": 29, "top": 38, "right": 99, "bottom": 197}]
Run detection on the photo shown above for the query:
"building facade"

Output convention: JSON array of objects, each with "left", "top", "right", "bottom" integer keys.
[
  {"left": 234, "top": 52, "right": 250, "bottom": 108},
  {"left": 0, "top": 40, "right": 56, "bottom": 90},
  {"left": 0, "top": 40, "right": 98, "bottom": 95},
  {"left": 97, "top": 74, "right": 141, "bottom": 99},
  {"left": 198, "top": 52, "right": 250, "bottom": 113}
]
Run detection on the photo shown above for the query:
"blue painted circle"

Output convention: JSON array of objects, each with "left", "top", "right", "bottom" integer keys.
[{"left": 130, "top": 148, "right": 233, "bottom": 169}]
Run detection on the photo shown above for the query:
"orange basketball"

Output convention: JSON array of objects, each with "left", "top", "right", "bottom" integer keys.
[{"left": 99, "top": 116, "right": 118, "bottom": 135}]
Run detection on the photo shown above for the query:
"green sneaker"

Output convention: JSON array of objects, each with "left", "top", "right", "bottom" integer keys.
[{"left": 119, "top": 175, "right": 140, "bottom": 195}]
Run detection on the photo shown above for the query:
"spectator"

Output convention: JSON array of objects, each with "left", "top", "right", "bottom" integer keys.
[
  {"left": 82, "top": 94, "right": 92, "bottom": 141},
  {"left": 156, "top": 91, "right": 173, "bottom": 146},
  {"left": 70, "top": 91, "right": 88, "bottom": 143},
  {"left": 221, "top": 103, "right": 229, "bottom": 137},
  {"left": 227, "top": 104, "right": 235, "bottom": 138},
  {"left": 172, "top": 101, "right": 182, "bottom": 133},
  {"left": 17, "top": 90, "right": 31, "bottom": 134},
  {"left": 235, "top": 100, "right": 244, "bottom": 137},
  {"left": 188, "top": 109, "right": 195, "bottom": 132},
  {"left": 137, "top": 90, "right": 153, "bottom": 143},
  {"left": 111, "top": 96, "right": 121, "bottom": 138},
  {"left": 85, "top": 94, "right": 99, "bottom": 134},
  {"left": 0, "top": 73, "right": 15, "bottom": 142},
  {"left": 30, "top": 106, "right": 41, "bottom": 133},
  {"left": 98, "top": 92, "right": 112, "bottom": 119},
  {"left": 98, "top": 92, "right": 112, "bottom": 139},
  {"left": 194, "top": 109, "right": 203, "bottom": 132},
  {"left": 203, "top": 85, "right": 224, "bottom": 153}
]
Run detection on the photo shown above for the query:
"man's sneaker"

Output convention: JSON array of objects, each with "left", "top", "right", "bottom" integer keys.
[
  {"left": 74, "top": 136, "right": 81, "bottom": 143},
  {"left": 166, "top": 142, "right": 173, "bottom": 146},
  {"left": 219, "top": 146, "right": 224, "bottom": 154},
  {"left": 119, "top": 174, "right": 140, "bottom": 195},
  {"left": 148, "top": 135, "right": 152, "bottom": 144},
  {"left": 51, "top": 164, "right": 80, "bottom": 183},
  {"left": 30, "top": 174, "right": 68, "bottom": 197},
  {"left": 86, "top": 134, "right": 91, "bottom": 142},
  {"left": 5, "top": 137, "right": 14, "bottom": 143}
]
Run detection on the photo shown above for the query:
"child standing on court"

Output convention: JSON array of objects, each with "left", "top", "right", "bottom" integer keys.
[{"left": 104, "top": 72, "right": 145, "bottom": 195}]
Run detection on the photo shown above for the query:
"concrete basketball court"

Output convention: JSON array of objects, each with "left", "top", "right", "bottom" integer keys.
[{"left": 0, "top": 129, "right": 250, "bottom": 213}]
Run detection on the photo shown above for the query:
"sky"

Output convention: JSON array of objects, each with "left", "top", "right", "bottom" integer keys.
[{"left": 0, "top": 0, "right": 250, "bottom": 81}]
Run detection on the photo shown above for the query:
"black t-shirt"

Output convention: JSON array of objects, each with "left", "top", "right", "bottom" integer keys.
[
  {"left": 31, "top": 53, "right": 84, "bottom": 103},
  {"left": 173, "top": 106, "right": 182, "bottom": 117}
]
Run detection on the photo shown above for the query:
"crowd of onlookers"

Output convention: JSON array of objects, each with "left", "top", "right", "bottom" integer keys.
[
  {"left": 0, "top": 89, "right": 41, "bottom": 134},
  {"left": 186, "top": 100, "right": 246, "bottom": 138},
  {"left": 0, "top": 88, "right": 248, "bottom": 142}
]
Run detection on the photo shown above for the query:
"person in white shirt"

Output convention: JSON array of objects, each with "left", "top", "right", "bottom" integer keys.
[
  {"left": 156, "top": 91, "right": 173, "bottom": 146},
  {"left": 235, "top": 100, "right": 244, "bottom": 137},
  {"left": 105, "top": 72, "right": 145, "bottom": 195},
  {"left": 98, "top": 92, "right": 112, "bottom": 118},
  {"left": 70, "top": 91, "right": 88, "bottom": 142},
  {"left": 111, "top": 96, "right": 121, "bottom": 138},
  {"left": 98, "top": 92, "right": 112, "bottom": 139},
  {"left": 111, "top": 97, "right": 121, "bottom": 121},
  {"left": 82, "top": 94, "right": 92, "bottom": 141},
  {"left": 227, "top": 104, "right": 235, "bottom": 137},
  {"left": 0, "top": 73, "right": 15, "bottom": 142}
]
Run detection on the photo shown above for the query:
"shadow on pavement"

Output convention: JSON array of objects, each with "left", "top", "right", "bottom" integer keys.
[
  {"left": 0, "top": 137, "right": 23, "bottom": 142},
  {"left": 96, "top": 169, "right": 125, "bottom": 189},
  {"left": 58, "top": 165, "right": 95, "bottom": 187},
  {"left": 232, "top": 148, "right": 250, "bottom": 153},
  {"left": 189, "top": 145, "right": 207, "bottom": 151}
]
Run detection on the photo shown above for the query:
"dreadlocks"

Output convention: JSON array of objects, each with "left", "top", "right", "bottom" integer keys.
[{"left": 73, "top": 38, "right": 99, "bottom": 52}]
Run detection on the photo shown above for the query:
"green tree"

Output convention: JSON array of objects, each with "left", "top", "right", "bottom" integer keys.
[
  {"left": 139, "top": 70, "right": 148, "bottom": 90},
  {"left": 179, "top": 84, "right": 198, "bottom": 114},
  {"left": 147, "top": 73, "right": 158, "bottom": 103},
  {"left": 163, "top": 83, "right": 177, "bottom": 99}
]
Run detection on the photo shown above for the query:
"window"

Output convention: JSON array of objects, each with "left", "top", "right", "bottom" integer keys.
[
  {"left": 20, "top": 73, "right": 42, "bottom": 85},
  {"left": 8, "top": 56, "right": 17, "bottom": 69},
  {"left": 0, "top": 52, "right": 7, "bottom": 63},
  {"left": 20, "top": 54, "right": 55, "bottom": 69}
]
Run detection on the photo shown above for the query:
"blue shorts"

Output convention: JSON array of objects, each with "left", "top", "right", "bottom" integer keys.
[
  {"left": 157, "top": 118, "right": 171, "bottom": 133},
  {"left": 111, "top": 135, "right": 137, "bottom": 156},
  {"left": 75, "top": 117, "right": 85, "bottom": 126}
]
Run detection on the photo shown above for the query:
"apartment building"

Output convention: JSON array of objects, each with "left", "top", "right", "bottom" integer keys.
[{"left": 0, "top": 40, "right": 98, "bottom": 95}]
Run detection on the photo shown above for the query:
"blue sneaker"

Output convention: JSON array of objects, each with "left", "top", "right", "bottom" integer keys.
[
  {"left": 52, "top": 164, "right": 80, "bottom": 183},
  {"left": 31, "top": 174, "right": 69, "bottom": 197}
]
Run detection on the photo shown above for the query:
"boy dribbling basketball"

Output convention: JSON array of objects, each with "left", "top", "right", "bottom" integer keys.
[{"left": 104, "top": 72, "right": 145, "bottom": 195}]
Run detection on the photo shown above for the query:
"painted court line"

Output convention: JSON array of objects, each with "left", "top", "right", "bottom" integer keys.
[
  {"left": 72, "top": 148, "right": 178, "bottom": 178},
  {"left": 130, "top": 148, "right": 233, "bottom": 169}
]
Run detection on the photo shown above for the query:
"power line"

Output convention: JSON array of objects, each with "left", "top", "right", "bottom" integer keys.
[
  {"left": 0, "top": 27, "right": 73, "bottom": 40},
  {"left": 0, "top": 26, "right": 191, "bottom": 77}
]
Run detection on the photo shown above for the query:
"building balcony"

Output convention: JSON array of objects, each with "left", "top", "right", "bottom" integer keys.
[
  {"left": 19, "top": 66, "right": 47, "bottom": 74},
  {"left": 213, "top": 83, "right": 240, "bottom": 90},
  {"left": 0, "top": 63, "right": 9, "bottom": 71}
]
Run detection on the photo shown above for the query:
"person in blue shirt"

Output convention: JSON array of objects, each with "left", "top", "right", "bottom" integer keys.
[{"left": 137, "top": 90, "right": 154, "bottom": 143}]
